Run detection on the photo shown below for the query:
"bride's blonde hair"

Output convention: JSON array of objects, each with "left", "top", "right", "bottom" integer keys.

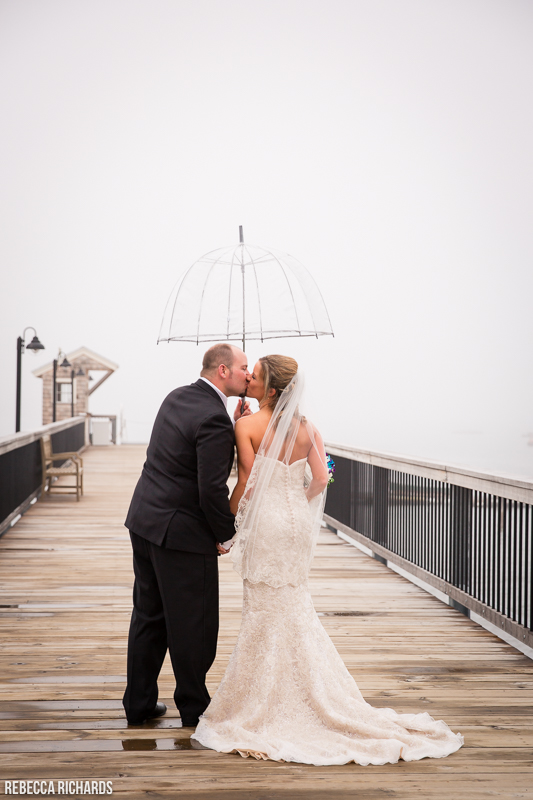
[{"left": 259, "top": 355, "right": 298, "bottom": 409}]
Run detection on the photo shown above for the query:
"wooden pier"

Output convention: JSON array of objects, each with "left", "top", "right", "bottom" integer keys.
[{"left": 0, "top": 445, "right": 532, "bottom": 799}]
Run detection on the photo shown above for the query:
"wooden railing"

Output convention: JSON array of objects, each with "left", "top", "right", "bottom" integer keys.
[
  {"left": 324, "top": 443, "right": 533, "bottom": 650},
  {"left": 0, "top": 417, "right": 88, "bottom": 536}
]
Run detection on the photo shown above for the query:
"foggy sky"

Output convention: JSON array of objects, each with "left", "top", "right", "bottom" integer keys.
[{"left": 1, "top": 0, "right": 532, "bottom": 477}]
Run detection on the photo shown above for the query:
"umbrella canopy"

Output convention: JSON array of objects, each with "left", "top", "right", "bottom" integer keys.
[{"left": 158, "top": 229, "right": 334, "bottom": 349}]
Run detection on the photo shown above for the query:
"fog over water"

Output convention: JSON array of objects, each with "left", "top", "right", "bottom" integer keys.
[{"left": 1, "top": 0, "right": 532, "bottom": 479}]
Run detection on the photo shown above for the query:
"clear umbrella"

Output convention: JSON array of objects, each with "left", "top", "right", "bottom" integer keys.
[{"left": 158, "top": 227, "right": 334, "bottom": 350}]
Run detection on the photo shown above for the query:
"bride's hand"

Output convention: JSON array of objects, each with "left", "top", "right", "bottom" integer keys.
[{"left": 217, "top": 536, "right": 234, "bottom": 554}]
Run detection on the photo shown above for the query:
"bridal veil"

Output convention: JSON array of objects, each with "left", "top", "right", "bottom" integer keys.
[{"left": 231, "top": 371, "right": 327, "bottom": 588}]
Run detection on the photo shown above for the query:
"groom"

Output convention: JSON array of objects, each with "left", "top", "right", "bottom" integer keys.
[{"left": 122, "top": 343, "right": 250, "bottom": 727}]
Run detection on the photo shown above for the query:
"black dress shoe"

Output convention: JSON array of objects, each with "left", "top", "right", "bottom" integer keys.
[
  {"left": 181, "top": 717, "right": 199, "bottom": 727},
  {"left": 127, "top": 701, "right": 167, "bottom": 726}
]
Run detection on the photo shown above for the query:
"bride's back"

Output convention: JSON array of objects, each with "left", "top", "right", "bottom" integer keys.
[{"left": 243, "top": 408, "right": 313, "bottom": 464}]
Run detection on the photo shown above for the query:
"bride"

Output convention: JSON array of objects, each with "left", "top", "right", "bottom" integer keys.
[{"left": 192, "top": 355, "right": 464, "bottom": 765}]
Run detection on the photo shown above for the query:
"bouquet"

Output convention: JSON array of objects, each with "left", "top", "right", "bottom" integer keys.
[{"left": 326, "top": 453, "right": 335, "bottom": 486}]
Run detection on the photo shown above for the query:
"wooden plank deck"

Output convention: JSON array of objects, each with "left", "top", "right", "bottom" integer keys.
[{"left": 0, "top": 444, "right": 532, "bottom": 799}]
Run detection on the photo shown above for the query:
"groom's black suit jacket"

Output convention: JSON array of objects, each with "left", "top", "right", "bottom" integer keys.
[{"left": 125, "top": 379, "right": 236, "bottom": 554}]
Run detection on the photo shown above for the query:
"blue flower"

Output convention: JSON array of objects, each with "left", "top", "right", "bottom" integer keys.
[{"left": 325, "top": 453, "right": 335, "bottom": 486}]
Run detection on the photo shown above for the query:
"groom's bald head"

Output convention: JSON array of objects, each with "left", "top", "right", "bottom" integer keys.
[
  {"left": 200, "top": 343, "right": 249, "bottom": 398},
  {"left": 201, "top": 343, "right": 236, "bottom": 377}
]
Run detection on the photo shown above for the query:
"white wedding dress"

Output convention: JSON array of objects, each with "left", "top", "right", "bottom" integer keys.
[{"left": 191, "top": 456, "right": 464, "bottom": 766}]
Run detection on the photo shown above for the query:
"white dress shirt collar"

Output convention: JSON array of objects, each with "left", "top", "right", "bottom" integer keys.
[{"left": 199, "top": 376, "right": 228, "bottom": 408}]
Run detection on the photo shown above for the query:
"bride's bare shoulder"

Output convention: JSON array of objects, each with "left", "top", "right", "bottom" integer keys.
[
  {"left": 237, "top": 409, "right": 268, "bottom": 424},
  {"left": 235, "top": 414, "right": 256, "bottom": 429},
  {"left": 235, "top": 410, "right": 270, "bottom": 436}
]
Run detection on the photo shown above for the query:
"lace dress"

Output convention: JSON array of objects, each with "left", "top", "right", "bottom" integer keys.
[{"left": 191, "top": 458, "right": 464, "bottom": 765}]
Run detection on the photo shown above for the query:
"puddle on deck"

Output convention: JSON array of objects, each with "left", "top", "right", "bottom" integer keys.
[
  {"left": 0, "top": 700, "right": 127, "bottom": 718},
  {"left": 11, "top": 675, "right": 126, "bottom": 683},
  {"left": 0, "top": 613, "right": 55, "bottom": 618},
  {"left": 0, "top": 738, "right": 207, "bottom": 753},
  {"left": 317, "top": 611, "right": 379, "bottom": 616},
  {"left": 0, "top": 700, "right": 181, "bottom": 729},
  {"left": 30, "top": 719, "right": 179, "bottom": 730}
]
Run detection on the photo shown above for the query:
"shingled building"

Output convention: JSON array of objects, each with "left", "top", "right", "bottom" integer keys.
[{"left": 32, "top": 347, "right": 118, "bottom": 425}]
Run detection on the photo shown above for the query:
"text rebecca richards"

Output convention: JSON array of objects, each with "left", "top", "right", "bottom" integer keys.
[{"left": 4, "top": 781, "right": 113, "bottom": 795}]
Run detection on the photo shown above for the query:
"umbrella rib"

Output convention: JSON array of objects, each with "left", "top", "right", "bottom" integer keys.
[
  {"left": 226, "top": 248, "right": 239, "bottom": 340},
  {"left": 262, "top": 247, "right": 302, "bottom": 333},
  {"left": 240, "top": 243, "right": 245, "bottom": 351},
  {"left": 158, "top": 288, "right": 176, "bottom": 343},
  {"left": 163, "top": 261, "right": 198, "bottom": 343},
  {"left": 282, "top": 259, "right": 318, "bottom": 338},
  {"left": 243, "top": 244, "right": 264, "bottom": 343},
  {"left": 196, "top": 248, "right": 230, "bottom": 345},
  {"left": 285, "top": 257, "right": 334, "bottom": 338},
  {"left": 320, "top": 287, "right": 334, "bottom": 337}
]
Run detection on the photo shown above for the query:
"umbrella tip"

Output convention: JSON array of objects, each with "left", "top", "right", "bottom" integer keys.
[{"left": 239, "top": 225, "right": 244, "bottom": 243}]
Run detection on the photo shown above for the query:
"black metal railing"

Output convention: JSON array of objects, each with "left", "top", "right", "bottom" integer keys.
[
  {"left": 0, "top": 440, "right": 42, "bottom": 533},
  {"left": 324, "top": 449, "right": 533, "bottom": 647},
  {"left": 0, "top": 418, "right": 87, "bottom": 536},
  {"left": 51, "top": 422, "right": 86, "bottom": 456}
]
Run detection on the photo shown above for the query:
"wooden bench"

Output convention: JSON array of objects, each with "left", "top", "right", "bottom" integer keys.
[{"left": 40, "top": 434, "right": 83, "bottom": 501}]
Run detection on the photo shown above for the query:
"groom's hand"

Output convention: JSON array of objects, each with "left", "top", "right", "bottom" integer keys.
[
  {"left": 216, "top": 543, "right": 230, "bottom": 554},
  {"left": 233, "top": 400, "right": 251, "bottom": 421}
]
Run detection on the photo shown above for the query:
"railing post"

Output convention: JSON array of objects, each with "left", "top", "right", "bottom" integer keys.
[
  {"left": 15, "top": 337, "right": 23, "bottom": 433},
  {"left": 52, "top": 359, "right": 57, "bottom": 423},
  {"left": 355, "top": 461, "right": 374, "bottom": 540},
  {"left": 373, "top": 466, "right": 389, "bottom": 548},
  {"left": 324, "top": 454, "right": 352, "bottom": 529},
  {"left": 450, "top": 485, "right": 472, "bottom": 593}
]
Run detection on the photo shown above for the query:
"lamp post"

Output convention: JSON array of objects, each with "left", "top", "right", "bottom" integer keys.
[
  {"left": 71, "top": 370, "right": 75, "bottom": 418},
  {"left": 52, "top": 350, "right": 71, "bottom": 423},
  {"left": 72, "top": 367, "right": 84, "bottom": 418},
  {"left": 16, "top": 327, "right": 45, "bottom": 433}
]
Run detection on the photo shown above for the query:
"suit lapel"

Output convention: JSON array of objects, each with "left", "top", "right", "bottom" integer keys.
[{"left": 194, "top": 378, "right": 227, "bottom": 409}]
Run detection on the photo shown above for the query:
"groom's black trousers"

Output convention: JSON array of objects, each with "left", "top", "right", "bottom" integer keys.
[{"left": 122, "top": 531, "right": 219, "bottom": 725}]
